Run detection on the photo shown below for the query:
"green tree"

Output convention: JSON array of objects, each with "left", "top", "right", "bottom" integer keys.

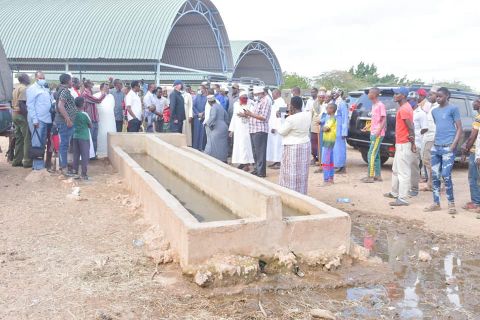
[
  {"left": 348, "top": 62, "right": 379, "bottom": 83},
  {"left": 281, "top": 72, "right": 311, "bottom": 89},
  {"left": 314, "top": 70, "right": 369, "bottom": 93},
  {"left": 432, "top": 80, "right": 473, "bottom": 92}
]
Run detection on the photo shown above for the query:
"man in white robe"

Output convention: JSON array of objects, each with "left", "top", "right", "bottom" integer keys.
[
  {"left": 267, "top": 89, "right": 285, "bottom": 169},
  {"left": 229, "top": 91, "right": 254, "bottom": 170},
  {"left": 182, "top": 88, "right": 193, "bottom": 146}
]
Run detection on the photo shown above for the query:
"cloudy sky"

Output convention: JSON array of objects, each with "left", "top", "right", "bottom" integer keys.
[{"left": 215, "top": 0, "right": 480, "bottom": 90}]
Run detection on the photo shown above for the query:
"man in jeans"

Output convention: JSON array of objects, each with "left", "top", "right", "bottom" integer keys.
[
  {"left": 424, "top": 87, "right": 462, "bottom": 214},
  {"left": 384, "top": 87, "right": 415, "bottom": 206},
  {"left": 55, "top": 73, "right": 78, "bottom": 175},
  {"left": 244, "top": 86, "right": 272, "bottom": 178},
  {"left": 460, "top": 98, "right": 480, "bottom": 211},
  {"left": 361, "top": 87, "right": 386, "bottom": 183},
  {"left": 110, "top": 79, "right": 125, "bottom": 132},
  {"left": 126, "top": 81, "right": 142, "bottom": 132},
  {"left": 12, "top": 73, "right": 32, "bottom": 168},
  {"left": 26, "top": 71, "right": 53, "bottom": 171}
]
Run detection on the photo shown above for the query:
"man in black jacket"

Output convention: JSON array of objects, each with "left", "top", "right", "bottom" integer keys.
[{"left": 169, "top": 80, "right": 185, "bottom": 133}]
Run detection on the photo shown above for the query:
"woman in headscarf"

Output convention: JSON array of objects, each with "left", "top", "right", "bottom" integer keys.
[
  {"left": 204, "top": 95, "right": 229, "bottom": 162},
  {"left": 278, "top": 96, "right": 311, "bottom": 194}
]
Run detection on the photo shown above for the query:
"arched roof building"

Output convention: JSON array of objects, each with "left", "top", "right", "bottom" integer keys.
[
  {"left": 0, "top": 0, "right": 282, "bottom": 86},
  {"left": 231, "top": 40, "right": 283, "bottom": 87}
]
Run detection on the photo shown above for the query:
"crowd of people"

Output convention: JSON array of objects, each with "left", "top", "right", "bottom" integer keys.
[{"left": 6, "top": 71, "right": 480, "bottom": 215}]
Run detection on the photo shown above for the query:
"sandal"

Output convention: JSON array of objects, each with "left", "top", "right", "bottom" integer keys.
[
  {"left": 448, "top": 203, "right": 457, "bottom": 215},
  {"left": 424, "top": 203, "right": 441, "bottom": 212},
  {"left": 361, "top": 177, "right": 374, "bottom": 183},
  {"left": 462, "top": 202, "right": 478, "bottom": 211}
]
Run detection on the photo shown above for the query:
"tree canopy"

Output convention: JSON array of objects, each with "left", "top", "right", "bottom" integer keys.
[{"left": 282, "top": 62, "right": 475, "bottom": 93}]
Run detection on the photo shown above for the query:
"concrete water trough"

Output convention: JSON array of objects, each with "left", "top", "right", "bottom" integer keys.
[{"left": 108, "top": 133, "right": 351, "bottom": 268}]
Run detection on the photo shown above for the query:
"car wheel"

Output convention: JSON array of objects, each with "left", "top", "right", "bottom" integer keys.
[
  {"left": 360, "top": 149, "right": 369, "bottom": 164},
  {"left": 360, "top": 149, "right": 389, "bottom": 166},
  {"left": 380, "top": 155, "right": 389, "bottom": 165}
]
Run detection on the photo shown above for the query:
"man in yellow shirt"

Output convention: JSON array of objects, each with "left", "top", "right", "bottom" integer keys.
[{"left": 461, "top": 98, "right": 480, "bottom": 211}]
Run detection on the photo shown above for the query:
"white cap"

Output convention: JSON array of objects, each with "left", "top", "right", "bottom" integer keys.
[
  {"left": 253, "top": 86, "right": 264, "bottom": 94},
  {"left": 239, "top": 90, "right": 248, "bottom": 97}
]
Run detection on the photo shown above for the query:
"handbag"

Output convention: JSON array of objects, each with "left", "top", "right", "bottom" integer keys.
[{"left": 29, "top": 127, "right": 45, "bottom": 160}]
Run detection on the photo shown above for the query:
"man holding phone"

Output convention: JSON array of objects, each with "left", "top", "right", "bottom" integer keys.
[{"left": 243, "top": 86, "right": 272, "bottom": 177}]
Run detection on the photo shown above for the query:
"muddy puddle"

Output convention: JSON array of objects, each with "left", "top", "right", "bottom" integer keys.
[
  {"left": 128, "top": 153, "right": 239, "bottom": 222},
  {"left": 335, "top": 214, "right": 480, "bottom": 319},
  {"left": 206, "top": 213, "right": 479, "bottom": 319}
]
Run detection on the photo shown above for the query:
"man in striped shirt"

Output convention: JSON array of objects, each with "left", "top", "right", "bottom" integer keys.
[{"left": 244, "top": 86, "right": 272, "bottom": 177}]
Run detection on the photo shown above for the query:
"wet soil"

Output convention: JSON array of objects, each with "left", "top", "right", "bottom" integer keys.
[{"left": 1, "top": 138, "right": 479, "bottom": 319}]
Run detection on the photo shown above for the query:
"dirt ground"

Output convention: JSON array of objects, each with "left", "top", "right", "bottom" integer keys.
[{"left": 1, "top": 137, "right": 479, "bottom": 319}]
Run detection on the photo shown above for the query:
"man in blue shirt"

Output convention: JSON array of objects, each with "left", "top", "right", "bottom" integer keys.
[
  {"left": 26, "top": 71, "right": 53, "bottom": 171},
  {"left": 424, "top": 87, "right": 462, "bottom": 214}
]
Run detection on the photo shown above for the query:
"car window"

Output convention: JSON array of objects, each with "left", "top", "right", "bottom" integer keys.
[
  {"left": 355, "top": 94, "right": 397, "bottom": 112},
  {"left": 468, "top": 99, "right": 478, "bottom": 116},
  {"left": 450, "top": 97, "right": 468, "bottom": 117}
]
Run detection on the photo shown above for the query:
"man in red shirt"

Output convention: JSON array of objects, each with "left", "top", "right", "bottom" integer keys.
[{"left": 384, "top": 87, "right": 416, "bottom": 206}]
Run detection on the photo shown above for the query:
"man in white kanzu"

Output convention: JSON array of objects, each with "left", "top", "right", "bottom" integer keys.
[
  {"left": 229, "top": 91, "right": 254, "bottom": 171},
  {"left": 266, "top": 89, "right": 285, "bottom": 169}
]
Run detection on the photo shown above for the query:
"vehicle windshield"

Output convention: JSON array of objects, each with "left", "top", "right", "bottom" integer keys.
[{"left": 355, "top": 94, "right": 398, "bottom": 112}]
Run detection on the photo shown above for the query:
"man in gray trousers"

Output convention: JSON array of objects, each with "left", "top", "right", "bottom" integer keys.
[{"left": 243, "top": 86, "right": 272, "bottom": 178}]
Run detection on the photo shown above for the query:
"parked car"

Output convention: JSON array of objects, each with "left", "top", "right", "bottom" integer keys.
[
  {"left": 347, "top": 86, "right": 479, "bottom": 165},
  {"left": 346, "top": 90, "right": 364, "bottom": 118}
]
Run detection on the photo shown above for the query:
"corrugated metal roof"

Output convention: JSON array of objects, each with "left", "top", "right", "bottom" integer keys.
[
  {"left": 230, "top": 41, "right": 252, "bottom": 65},
  {"left": 0, "top": 39, "right": 13, "bottom": 101},
  {"left": 230, "top": 40, "right": 283, "bottom": 86},
  {"left": 0, "top": 0, "right": 229, "bottom": 66}
]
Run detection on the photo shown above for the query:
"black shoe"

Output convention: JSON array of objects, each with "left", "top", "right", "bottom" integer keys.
[
  {"left": 251, "top": 171, "right": 258, "bottom": 176},
  {"left": 237, "top": 164, "right": 245, "bottom": 170},
  {"left": 335, "top": 167, "right": 346, "bottom": 174}
]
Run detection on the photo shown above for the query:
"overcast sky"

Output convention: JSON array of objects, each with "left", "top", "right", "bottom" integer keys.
[{"left": 215, "top": 0, "right": 480, "bottom": 90}]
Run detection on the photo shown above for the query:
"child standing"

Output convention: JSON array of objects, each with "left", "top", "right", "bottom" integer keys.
[
  {"left": 72, "top": 97, "right": 92, "bottom": 180},
  {"left": 321, "top": 103, "right": 337, "bottom": 185}
]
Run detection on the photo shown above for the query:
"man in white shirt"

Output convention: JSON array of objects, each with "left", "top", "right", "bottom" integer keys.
[
  {"left": 151, "top": 87, "right": 168, "bottom": 132},
  {"left": 420, "top": 88, "right": 439, "bottom": 191},
  {"left": 126, "top": 81, "right": 143, "bottom": 132},
  {"left": 183, "top": 87, "right": 193, "bottom": 146},
  {"left": 408, "top": 91, "right": 428, "bottom": 196},
  {"left": 143, "top": 83, "right": 156, "bottom": 132},
  {"left": 69, "top": 77, "right": 81, "bottom": 98},
  {"left": 303, "top": 87, "right": 318, "bottom": 113},
  {"left": 267, "top": 89, "right": 286, "bottom": 169}
]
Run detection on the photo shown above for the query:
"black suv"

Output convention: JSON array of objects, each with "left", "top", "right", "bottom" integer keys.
[{"left": 347, "top": 86, "right": 479, "bottom": 165}]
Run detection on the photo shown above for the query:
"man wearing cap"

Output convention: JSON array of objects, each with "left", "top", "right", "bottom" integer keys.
[
  {"left": 384, "top": 86, "right": 415, "bottom": 206},
  {"left": 417, "top": 88, "right": 431, "bottom": 113},
  {"left": 408, "top": 91, "right": 428, "bottom": 197},
  {"left": 243, "top": 86, "right": 272, "bottom": 177},
  {"left": 169, "top": 80, "right": 186, "bottom": 133}
]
